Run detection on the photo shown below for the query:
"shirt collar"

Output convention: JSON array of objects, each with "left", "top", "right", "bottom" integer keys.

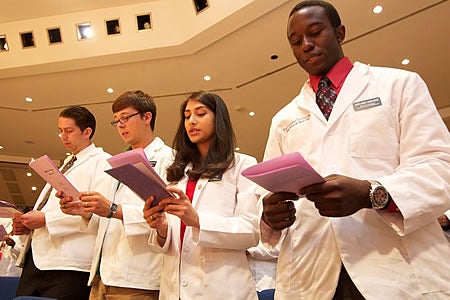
[
  {"left": 309, "top": 57, "right": 353, "bottom": 93},
  {"left": 71, "top": 143, "right": 95, "bottom": 161}
]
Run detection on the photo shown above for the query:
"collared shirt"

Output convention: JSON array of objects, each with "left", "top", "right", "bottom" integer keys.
[{"left": 309, "top": 56, "right": 353, "bottom": 95}]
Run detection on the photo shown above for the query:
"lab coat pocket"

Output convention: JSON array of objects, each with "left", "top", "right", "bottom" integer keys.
[
  {"left": 349, "top": 105, "right": 398, "bottom": 159},
  {"left": 199, "top": 181, "right": 236, "bottom": 217}
]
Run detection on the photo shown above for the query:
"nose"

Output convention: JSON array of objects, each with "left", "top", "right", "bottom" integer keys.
[
  {"left": 301, "top": 36, "right": 314, "bottom": 51},
  {"left": 188, "top": 115, "right": 197, "bottom": 124}
]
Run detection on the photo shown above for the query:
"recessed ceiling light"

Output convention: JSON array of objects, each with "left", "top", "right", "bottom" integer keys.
[
  {"left": 203, "top": 75, "right": 211, "bottom": 81},
  {"left": 26, "top": 172, "right": 32, "bottom": 177},
  {"left": 83, "top": 27, "right": 94, "bottom": 38},
  {"left": 235, "top": 147, "right": 240, "bottom": 151},
  {"left": 25, "top": 97, "right": 33, "bottom": 102},
  {"left": 372, "top": 5, "right": 383, "bottom": 14},
  {"left": 58, "top": 133, "right": 62, "bottom": 138},
  {"left": 0, "top": 145, "right": 3, "bottom": 150},
  {"left": 32, "top": 186, "right": 37, "bottom": 191},
  {"left": 401, "top": 58, "right": 410, "bottom": 65},
  {"left": 66, "top": 152, "right": 71, "bottom": 156},
  {"left": 248, "top": 111, "right": 255, "bottom": 117},
  {"left": 106, "top": 88, "right": 114, "bottom": 94}
]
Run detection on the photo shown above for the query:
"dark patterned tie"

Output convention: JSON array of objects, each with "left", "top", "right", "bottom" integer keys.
[
  {"left": 36, "top": 155, "right": 77, "bottom": 211},
  {"left": 316, "top": 76, "right": 337, "bottom": 120}
]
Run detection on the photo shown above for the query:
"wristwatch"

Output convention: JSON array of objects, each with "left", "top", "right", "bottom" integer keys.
[
  {"left": 107, "top": 203, "right": 118, "bottom": 218},
  {"left": 368, "top": 180, "right": 390, "bottom": 210}
]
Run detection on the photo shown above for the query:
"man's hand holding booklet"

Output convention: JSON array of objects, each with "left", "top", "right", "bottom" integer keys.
[
  {"left": 105, "top": 149, "right": 171, "bottom": 207},
  {"left": 241, "top": 152, "right": 324, "bottom": 196}
]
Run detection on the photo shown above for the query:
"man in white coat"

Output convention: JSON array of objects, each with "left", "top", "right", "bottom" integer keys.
[
  {"left": 61, "top": 91, "right": 173, "bottom": 299},
  {"left": 13, "top": 106, "right": 113, "bottom": 299},
  {"left": 260, "top": 1, "right": 450, "bottom": 299}
]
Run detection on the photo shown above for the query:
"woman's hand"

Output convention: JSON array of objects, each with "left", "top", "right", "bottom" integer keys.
[
  {"left": 159, "top": 186, "right": 200, "bottom": 229},
  {"left": 144, "top": 196, "right": 169, "bottom": 245}
]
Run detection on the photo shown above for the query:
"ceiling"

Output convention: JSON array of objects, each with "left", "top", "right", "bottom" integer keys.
[{"left": 0, "top": 0, "right": 449, "bottom": 209}]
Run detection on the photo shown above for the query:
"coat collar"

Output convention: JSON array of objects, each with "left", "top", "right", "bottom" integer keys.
[{"left": 296, "top": 62, "right": 370, "bottom": 127}]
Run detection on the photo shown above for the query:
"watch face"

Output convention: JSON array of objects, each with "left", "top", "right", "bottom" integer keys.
[{"left": 374, "top": 186, "right": 388, "bottom": 203}]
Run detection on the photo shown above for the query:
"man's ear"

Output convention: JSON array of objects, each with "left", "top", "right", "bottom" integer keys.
[
  {"left": 144, "top": 112, "right": 153, "bottom": 125},
  {"left": 336, "top": 24, "right": 346, "bottom": 43},
  {"left": 84, "top": 127, "right": 93, "bottom": 139}
]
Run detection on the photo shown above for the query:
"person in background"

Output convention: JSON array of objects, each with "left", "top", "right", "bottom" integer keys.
[
  {"left": 0, "top": 216, "right": 25, "bottom": 277},
  {"left": 143, "top": 91, "right": 260, "bottom": 300},
  {"left": 260, "top": 1, "right": 450, "bottom": 299},
  {"left": 13, "top": 106, "right": 113, "bottom": 299},
  {"left": 61, "top": 91, "right": 173, "bottom": 300}
]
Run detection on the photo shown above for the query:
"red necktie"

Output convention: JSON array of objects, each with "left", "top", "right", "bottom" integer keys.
[{"left": 316, "top": 76, "right": 337, "bottom": 120}]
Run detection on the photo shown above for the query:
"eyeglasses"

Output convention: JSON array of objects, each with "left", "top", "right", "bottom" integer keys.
[{"left": 111, "top": 112, "right": 140, "bottom": 127}]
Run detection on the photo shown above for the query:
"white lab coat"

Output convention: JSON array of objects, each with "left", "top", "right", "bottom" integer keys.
[
  {"left": 88, "top": 137, "right": 173, "bottom": 290},
  {"left": 148, "top": 153, "right": 260, "bottom": 300},
  {"left": 262, "top": 62, "right": 450, "bottom": 299},
  {"left": 18, "top": 144, "right": 113, "bottom": 272}
]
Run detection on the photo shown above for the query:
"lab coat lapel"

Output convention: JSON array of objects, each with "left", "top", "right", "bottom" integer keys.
[
  {"left": 296, "top": 81, "right": 328, "bottom": 123},
  {"left": 327, "top": 63, "right": 370, "bottom": 126},
  {"left": 191, "top": 178, "right": 209, "bottom": 208}
]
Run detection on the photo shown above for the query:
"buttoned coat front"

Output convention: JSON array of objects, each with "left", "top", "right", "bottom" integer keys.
[
  {"left": 262, "top": 62, "right": 450, "bottom": 299},
  {"left": 149, "top": 153, "right": 260, "bottom": 300}
]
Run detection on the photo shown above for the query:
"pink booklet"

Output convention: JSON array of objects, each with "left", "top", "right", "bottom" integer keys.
[
  {"left": 105, "top": 149, "right": 170, "bottom": 206},
  {"left": 0, "top": 200, "right": 22, "bottom": 218},
  {"left": 241, "top": 152, "right": 324, "bottom": 196},
  {"left": 29, "top": 155, "right": 79, "bottom": 199}
]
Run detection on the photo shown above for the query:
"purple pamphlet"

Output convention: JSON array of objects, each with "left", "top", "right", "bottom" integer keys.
[
  {"left": 0, "top": 200, "right": 21, "bottom": 218},
  {"left": 106, "top": 149, "right": 170, "bottom": 206}
]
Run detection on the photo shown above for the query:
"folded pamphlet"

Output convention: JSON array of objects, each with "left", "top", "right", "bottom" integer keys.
[
  {"left": 241, "top": 152, "right": 325, "bottom": 196},
  {"left": 106, "top": 149, "right": 171, "bottom": 206},
  {"left": 28, "top": 155, "right": 79, "bottom": 199},
  {"left": 0, "top": 200, "right": 22, "bottom": 218}
]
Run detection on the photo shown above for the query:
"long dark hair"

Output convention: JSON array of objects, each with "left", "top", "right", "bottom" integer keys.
[{"left": 166, "top": 91, "right": 236, "bottom": 182}]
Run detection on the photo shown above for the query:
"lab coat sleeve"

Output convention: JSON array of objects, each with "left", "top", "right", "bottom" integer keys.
[{"left": 376, "top": 72, "right": 450, "bottom": 235}]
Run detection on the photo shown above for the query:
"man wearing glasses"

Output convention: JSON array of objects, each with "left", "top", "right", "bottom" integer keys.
[
  {"left": 14, "top": 106, "right": 113, "bottom": 299},
  {"left": 61, "top": 91, "right": 173, "bottom": 299}
]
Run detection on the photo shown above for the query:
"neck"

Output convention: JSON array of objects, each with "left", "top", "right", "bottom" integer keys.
[
  {"left": 131, "top": 132, "right": 155, "bottom": 149},
  {"left": 72, "top": 141, "right": 91, "bottom": 155},
  {"left": 197, "top": 143, "right": 210, "bottom": 159}
]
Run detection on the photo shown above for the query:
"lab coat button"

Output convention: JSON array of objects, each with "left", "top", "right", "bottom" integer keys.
[
  {"left": 184, "top": 246, "right": 190, "bottom": 252},
  {"left": 182, "top": 280, "right": 188, "bottom": 287},
  {"left": 197, "top": 184, "right": 202, "bottom": 190}
]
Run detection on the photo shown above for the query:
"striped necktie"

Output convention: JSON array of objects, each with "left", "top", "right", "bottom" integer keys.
[{"left": 316, "top": 76, "right": 337, "bottom": 120}]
